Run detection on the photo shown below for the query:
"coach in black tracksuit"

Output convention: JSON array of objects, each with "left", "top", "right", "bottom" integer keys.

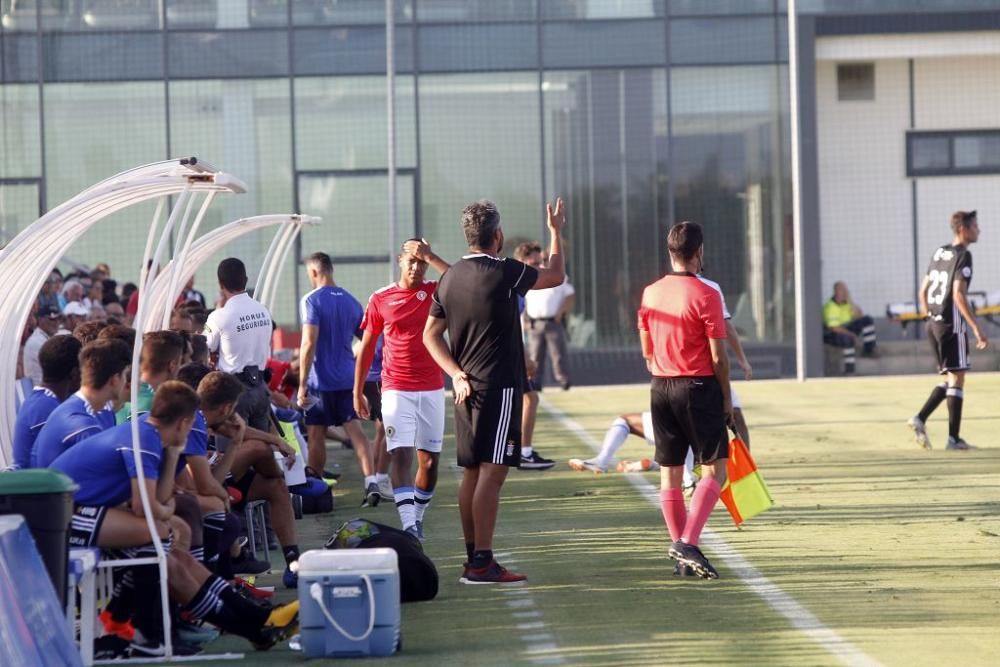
[{"left": 423, "top": 197, "right": 567, "bottom": 585}]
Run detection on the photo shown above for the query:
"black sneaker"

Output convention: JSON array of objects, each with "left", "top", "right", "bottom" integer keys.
[
  {"left": 672, "top": 562, "right": 697, "bottom": 577},
  {"left": 231, "top": 549, "right": 271, "bottom": 575},
  {"left": 361, "top": 482, "right": 381, "bottom": 508},
  {"left": 668, "top": 540, "right": 719, "bottom": 579},
  {"left": 129, "top": 638, "right": 203, "bottom": 657},
  {"left": 519, "top": 451, "right": 556, "bottom": 470}
]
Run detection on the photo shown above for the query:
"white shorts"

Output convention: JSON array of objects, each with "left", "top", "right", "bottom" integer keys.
[
  {"left": 641, "top": 385, "right": 742, "bottom": 445},
  {"left": 381, "top": 388, "right": 445, "bottom": 453}
]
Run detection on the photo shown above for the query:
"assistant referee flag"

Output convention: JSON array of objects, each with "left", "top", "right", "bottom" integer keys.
[{"left": 719, "top": 436, "right": 774, "bottom": 526}]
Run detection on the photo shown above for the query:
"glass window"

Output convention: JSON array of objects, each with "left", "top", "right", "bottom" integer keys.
[
  {"left": 42, "top": 33, "right": 164, "bottom": 82},
  {"left": 43, "top": 82, "right": 167, "bottom": 292},
  {"left": 0, "top": 84, "right": 42, "bottom": 178},
  {"left": 540, "top": 0, "right": 664, "bottom": 20},
  {"left": 543, "top": 68, "right": 668, "bottom": 347},
  {"left": 169, "top": 79, "right": 295, "bottom": 322},
  {"left": 1, "top": 34, "right": 41, "bottom": 83},
  {"left": 542, "top": 20, "right": 665, "bottom": 68},
  {"left": 670, "top": 18, "right": 777, "bottom": 65},
  {"left": 671, "top": 65, "right": 791, "bottom": 342},
  {"left": 418, "top": 24, "right": 538, "bottom": 72},
  {"left": 168, "top": 31, "right": 288, "bottom": 79},
  {"left": 954, "top": 135, "right": 1000, "bottom": 170},
  {"left": 0, "top": 181, "right": 41, "bottom": 244},
  {"left": 165, "top": 0, "right": 217, "bottom": 29},
  {"left": 294, "top": 76, "right": 416, "bottom": 171},
  {"left": 282, "top": 0, "right": 412, "bottom": 27},
  {"left": 79, "top": 0, "right": 160, "bottom": 31},
  {"left": 419, "top": 0, "right": 535, "bottom": 22},
  {"left": 418, "top": 72, "right": 543, "bottom": 264},
  {"left": 292, "top": 26, "right": 414, "bottom": 76},
  {"left": 670, "top": 0, "right": 773, "bottom": 15},
  {"left": 1, "top": 0, "right": 74, "bottom": 31},
  {"left": 909, "top": 136, "right": 950, "bottom": 173}
]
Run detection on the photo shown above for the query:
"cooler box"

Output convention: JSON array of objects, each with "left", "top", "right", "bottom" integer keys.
[{"left": 298, "top": 548, "right": 401, "bottom": 658}]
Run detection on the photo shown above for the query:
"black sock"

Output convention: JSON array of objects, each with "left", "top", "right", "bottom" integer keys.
[
  {"left": 202, "top": 511, "right": 228, "bottom": 565},
  {"left": 181, "top": 576, "right": 226, "bottom": 622},
  {"left": 283, "top": 544, "right": 300, "bottom": 567},
  {"left": 946, "top": 388, "right": 964, "bottom": 439},
  {"left": 918, "top": 383, "right": 947, "bottom": 422},
  {"left": 214, "top": 578, "right": 271, "bottom": 628},
  {"left": 106, "top": 569, "right": 135, "bottom": 623},
  {"left": 471, "top": 549, "right": 493, "bottom": 569},
  {"left": 129, "top": 564, "right": 165, "bottom": 644},
  {"left": 465, "top": 542, "right": 475, "bottom": 563}
]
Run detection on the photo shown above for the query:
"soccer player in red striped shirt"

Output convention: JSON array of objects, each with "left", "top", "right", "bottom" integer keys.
[{"left": 638, "top": 221, "right": 731, "bottom": 579}]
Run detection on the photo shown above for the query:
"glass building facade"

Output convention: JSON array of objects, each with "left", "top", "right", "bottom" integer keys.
[{"left": 2, "top": 0, "right": 996, "bottom": 345}]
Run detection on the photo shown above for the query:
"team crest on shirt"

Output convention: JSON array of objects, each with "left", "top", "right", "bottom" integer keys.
[
  {"left": 386, "top": 426, "right": 396, "bottom": 438},
  {"left": 416, "top": 290, "right": 427, "bottom": 301},
  {"left": 933, "top": 248, "right": 955, "bottom": 262}
]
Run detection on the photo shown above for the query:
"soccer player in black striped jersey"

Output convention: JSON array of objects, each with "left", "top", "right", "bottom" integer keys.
[{"left": 908, "top": 210, "right": 987, "bottom": 451}]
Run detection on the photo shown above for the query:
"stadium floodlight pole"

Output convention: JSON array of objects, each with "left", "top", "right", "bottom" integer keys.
[
  {"left": 386, "top": 0, "right": 398, "bottom": 283},
  {"left": 788, "top": 0, "right": 807, "bottom": 382}
]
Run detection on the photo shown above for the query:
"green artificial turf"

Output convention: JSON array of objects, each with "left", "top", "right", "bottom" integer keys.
[{"left": 192, "top": 375, "right": 1000, "bottom": 666}]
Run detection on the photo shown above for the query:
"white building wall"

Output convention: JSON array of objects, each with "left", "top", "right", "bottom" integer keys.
[
  {"left": 816, "top": 58, "right": 913, "bottom": 315},
  {"left": 817, "top": 46, "right": 1000, "bottom": 315}
]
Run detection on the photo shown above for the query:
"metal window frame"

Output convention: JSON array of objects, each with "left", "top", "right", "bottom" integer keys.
[{"left": 906, "top": 129, "right": 1000, "bottom": 177}]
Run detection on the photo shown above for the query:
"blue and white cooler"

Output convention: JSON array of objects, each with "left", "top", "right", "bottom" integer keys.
[{"left": 298, "top": 548, "right": 401, "bottom": 658}]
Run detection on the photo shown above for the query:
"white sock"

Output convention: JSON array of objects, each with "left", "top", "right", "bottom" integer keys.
[
  {"left": 683, "top": 448, "right": 696, "bottom": 487},
  {"left": 596, "top": 418, "right": 630, "bottom": 465},
  {"left": 375, "top": 473, "right": 390, "bottom": 484},
  {"left": 414, "top": 487, "right": 434, "bottom": 523},
  {"left": 394, "top": 486, "right": 416, "bottom": 529},
  {"left": 521, "top": 446, "right": 534, "bottom": 457},
  {"left": 364, "top": 475, "right": 377, "bottom": 488}
]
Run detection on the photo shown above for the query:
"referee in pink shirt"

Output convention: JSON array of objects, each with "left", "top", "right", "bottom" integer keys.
[{"left": 637, "top": 221, "right": 731, "bottom": 579}]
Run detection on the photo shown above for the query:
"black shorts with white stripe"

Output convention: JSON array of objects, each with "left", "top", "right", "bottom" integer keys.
[
  {"left": 928, "top": 320, "right": 970, "bottom": 374},
  {"left": 454, "top": 385, "right": 522, "bottom": 469},
  {"left": 70, "top": 505, "right": 109, "bottom": 548}
]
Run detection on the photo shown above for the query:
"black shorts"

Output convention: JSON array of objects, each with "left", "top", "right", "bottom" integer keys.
[
  {"left": 70, "top": 505, "right": 108, "bottom": 548},
  {"left": 928, "top": 321, "right": 970, "bottom": 374},
  {"left": 454, "top": 386, "right": 522, "bottom": 468},
  {"left": 363, "top": 381, "right": 383, "bottom": 422},
  {"left": 235, "top": 378, "right": 272, "bottom": 432},
  {"left": 304, "top": 388, "right": 357, "bottom": 427},
  {"left": 650, "top": 376, "right": 728, "bottom": 466}
]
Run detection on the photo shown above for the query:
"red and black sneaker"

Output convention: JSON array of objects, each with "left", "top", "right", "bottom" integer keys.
[
  {"left": 459, "top": 560, "right": 527, "bottom": 585},
  {"left": 232, "top": 576, "right": 275, "bottom": 600}
]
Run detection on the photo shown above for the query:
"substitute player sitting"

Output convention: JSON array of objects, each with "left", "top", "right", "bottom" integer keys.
[{"left": 354, "top": 238, "right": 450, "bottom": 541}]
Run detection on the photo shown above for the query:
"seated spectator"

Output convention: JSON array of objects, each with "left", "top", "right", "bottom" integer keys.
[
  {"left": 823, "top": 281, "right": 877, "bottom": 373},
  {"left": 104, "top": 300, "right": 126, "bottom": 322},
  {"left": 37, "top": 272, "right": 62, "bottom": 314},
  {"left": 24, "top": 305, "right": 62, "bottom": 384},
  {"left": 12, "top": 335, "right": 82, "bottom": 469},
  {"left": 32, "top": 339, "right": 130, "bottom": 468},
  {"left": 62, "top": 301, "right": 90, "bottom": 333},
  {"left": 48, "top": 382, "right": 300, "bottom": 653}
]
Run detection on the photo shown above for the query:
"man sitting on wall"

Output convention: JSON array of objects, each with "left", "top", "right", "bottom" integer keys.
[{"left": 822, "top": 281, "right": 878, "bottom": 374}]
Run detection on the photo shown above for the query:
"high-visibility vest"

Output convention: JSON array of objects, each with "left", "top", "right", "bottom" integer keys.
[{"left": 719, "top": 436, "right": 773, "bottom": 526}]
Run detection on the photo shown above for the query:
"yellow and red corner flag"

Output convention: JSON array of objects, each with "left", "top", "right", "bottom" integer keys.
[{"left": 719, "top": 437, "right": 773, "bottom": 526}]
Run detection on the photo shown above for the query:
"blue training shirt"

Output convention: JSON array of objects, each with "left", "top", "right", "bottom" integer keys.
[
  {"left": 12, "top": 387, "right": 60, "bottom": 469},
  {"left": 49, "top": 416, "right": 163, "bottom": 508},
  {"left": 32, "top": 392, "right": 118, "bottom": 468},
  {"left": 176, "top": 410, "right": 208, "bottom": 476},
  {"left": 367, "top": 335, "right": 384, "bottom": 383},
  {"left": 300, "top": 285, "right": 364, "bottom": 391}
]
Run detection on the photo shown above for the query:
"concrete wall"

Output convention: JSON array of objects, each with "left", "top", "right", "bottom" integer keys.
[{"left": 816, "top": 42, "right": 1000, "bottom": 317}]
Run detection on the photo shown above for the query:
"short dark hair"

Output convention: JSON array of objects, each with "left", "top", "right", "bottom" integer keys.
[
  {"left": 217, "top": 257, "right": 248, "bottom": 292},
  {"left": 39, "top": 335, "right": 82, "bottom": 384},
  {"left": 73, "top": 319, "right": 109, "bottom": 344},
  {"left": 97, "top": 324, "right": 136, "bottom": 358},
  {"left": 149, "top": 380, "right": 200, "bottom": 425},
  {"left": 306, "top": 252, "right": 333, "bottom": 274},
  {"left": 667, "top": 222, "right": 704, "bottom": 262},
  {"left": 462, "top": 200, "right": 501, "bottom": 249},
  {"left": 197, "top": 371, "right": 245, "bottom": 410},
  {"left": 514, "top": 241, "right": 542, "bottom": 261},
  {"left": 950, "top": 210, "right": 977, "bottom": 234},
  {"left": 141, "top": 330, "right": 186, "bottom": 375},
  {"left": 176, "top": 363, "right": 212, "bottom": 391},
  {"left": 80, "top": 339, "right": 131, "bottom": 389},
  {"left": 190, "top": 333, "right": 208, "bottom": 365}
]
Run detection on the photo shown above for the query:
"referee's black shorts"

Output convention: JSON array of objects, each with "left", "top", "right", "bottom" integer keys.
[
  {"left": 650, "top": 376, "right": 728, "bottom": 467},
  {"left": 927, "top": 320, "right": 970, "bottom": 374},
  {"left": 454, "top": 386, "right": 522, "bottom": 469}
]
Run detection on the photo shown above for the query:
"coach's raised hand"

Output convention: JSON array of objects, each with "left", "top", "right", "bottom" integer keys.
[{"left": 546, "top": 197, "right": 566, "bottom": 235}]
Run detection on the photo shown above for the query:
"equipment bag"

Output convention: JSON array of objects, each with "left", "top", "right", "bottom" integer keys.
[{"left": 326, "top": 518, "right": 438, "bottom": 603}]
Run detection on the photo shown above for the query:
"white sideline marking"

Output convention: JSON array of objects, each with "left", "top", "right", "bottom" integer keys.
[{"left": 541, "top": 397, "right": 884, "bottom": 667}]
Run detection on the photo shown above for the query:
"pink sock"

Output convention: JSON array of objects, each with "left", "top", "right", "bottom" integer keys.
[
  {"left": 681, "top": 478, "right": 722, "bottom": 546},
  {"left": 659, "top": 488, "right": 687, "bottom": 542}
]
